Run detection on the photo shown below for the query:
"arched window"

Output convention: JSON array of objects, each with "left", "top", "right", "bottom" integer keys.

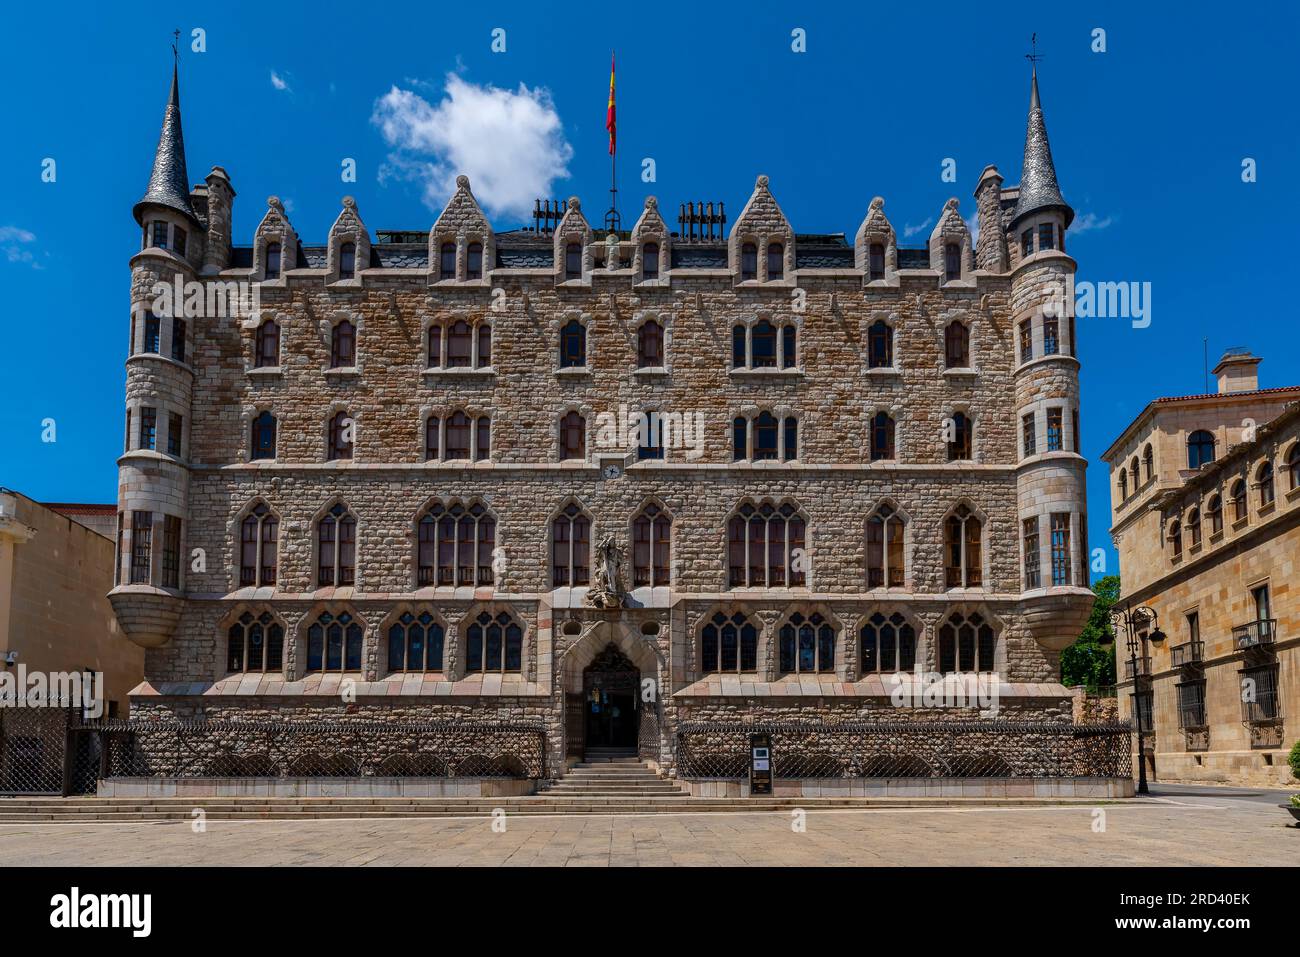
[
  {"left": 638, "top": 412, "right": 664, "bottom": 460},
  {"left": 564, "top": 242, "right": 582, "bottom": 280},
  {"left": 1187, "top": 507, "right": 1201, "bottom": 549},
  {"left": 476, "top": 415, "right": 490, "bottom": 461},
  {"left": 426, "top": 323, "right": 442, "bottom": 366},
  {"left": 417, "top": 501, "right": 495, "bottom": 587},
  {"left": 868, "top": 242, "right": 886, "bottom": 281},
  {"left": 700, "top": 610, "right": 758, "bottom": 673},
  {"left": 239, "top": 504, "right": 278, "bottom": 587},
  {"left": 466, "top": 241, "right": 483, "bottom": 279},
  {"left": 1258, "top": 461, "right": 1275, "bottom": 507},
  {"left": 559, "top": 319, "right": 586, "bottom": 367},
  {"left": 388, "top": 611, "right": 444, "bottom": 672},
  {"left": 477, "top": 323, "right": 491, "bottom": 367},
  {"left": 866, "top": 503, "right": 905, "bottom": 587},
  {"left": 784, "top": 416, "right": 798, "bottom": 460},
  {"left": 637, "top": 319, "right": 664, "bottom": 367},
  {"left": 559, "top": 411, "right": 586, "bottom": 460},
  {"left": 251, "top": 411, "right": 277, "bottom": 461},
  {"left": 306, "top": 610, "right": 362, "bottom": 671},
  {"left": 778, "top": 611, "right": 834, "bottom": 674},
  {"left": 642, "top": 242, "right": 659, "bottom": 280},
  {"left": 632, "top": 503, "right": 671, "bottom": 587},
  {"left": 1129, "top": 458, "right": 1140, "bottom": 492},
  {"left": 1231, "top": 480, "right": 1247, "bottom": 522},
  {"left": 726, "top": 500, "right": 806, "bottom": 588},
  {"left": 860, "top": 612, "right": 916, "bottom": 673},
  {"left": 944, "top": 504, "right": 982, "bottom": 588},
  {"left": 227, "top": 611, "right": 283, "bottom": 673},
  {"left": 1207, "top": 494, "right": 1223, "bottom": 535},
  {"left": 327, "top": 411, "right": 353, "bottom": 460},
  {"left": 868, "top": 320, "right": 893, "bottom": 369},
  {"left": 255, "top": 319, "right": 280, "bottom": 368},
  {"left": 464, "top": 610, "right": 524, "bottom": 673},
  {"left": 1143, "top": 444, "right": 1154, "bottom": 482},
  {"left": 447, "top": 320, "right": 472, "bottom": 367},
  {"left": 754, "top": 411, "right": 779, "bottom": 460},
  {"left": 945, "top": 320, "right": 970, "bottom": 368},
  {"left": 767, "top": 242, "right": 784, "bottom": 280},
  {"left": 944, "top": 243, "right": 961, "bottom": 281},
  {"left": 317, "top": 503, "right": 356, "bottom": 587},
  {"left": 1118, "top": 470, "right": 1128, "bottom": 501},
  {"left": 1187, "top": 430, "right": 1216, "bottom": 469},
  {"left": 552, "top": 502, "right": 591, "bottom": 587},
  {"left": 330, "top": 320, "right": 355, "bottom": 368},
  {"left": 439, "top": 241, "right": 456, "bottom": 279},
  {"left": 338, "top": 242, "right": 356, "bottom": 279},
  {"left": 740, "top": 243, "right": 757, "bottom": 281},
  {"left": 1290, "top": 445, "right": 1300, "bottom": 491},
  {"left": 937, "top": 611, "right": 996, "bottom": 673},
  {"left": 782, "top": 324, "right": 797, "bottom": 368},
  {"left": 445, "top": 411, "right": 471, "bottom": 459},
  {"left": 947, "top": 412, "right": 973, "bottom": 461},
  {"left": 732, "top": 324, "right": 746, "bottom": 367},
  {"left": 1168, "top": 519, "right": 1182, "bottom": 558},
  {"left": 870, "top": 411, "right": 895, "bottom": 461},
  {"left": 265, "top": 242, "right": 281, "bottom": 279},
  {"left": 751, "top": 320, "right": 777, "bottom": 368},
  {"left": 424, "top": 415, "right": 439, "bottom": 460}
]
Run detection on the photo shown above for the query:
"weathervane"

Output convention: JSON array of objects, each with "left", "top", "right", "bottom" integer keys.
[
  {"left": 1025, "top": 33, "right": 1044, "bottom": 71},
  {"left": 172, "top": 28, "right": 180, "bottom": 61}
]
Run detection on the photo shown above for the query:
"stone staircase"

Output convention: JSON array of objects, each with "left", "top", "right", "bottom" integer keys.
[{"left": 536, "top": 751, "right": 689, "bottom": 799}]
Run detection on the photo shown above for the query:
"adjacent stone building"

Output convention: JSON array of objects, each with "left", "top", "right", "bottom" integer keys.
[
  {"left": 1104, "top": 351, "right": 1299, "bottom": 786},
  {"left": 107, "top": 63, "right": 1112, "bottom": 790}
]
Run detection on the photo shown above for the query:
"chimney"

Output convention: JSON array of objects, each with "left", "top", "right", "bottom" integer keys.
[{"left": 1212, "top": 347, "right": 1261, "bottom": 394}]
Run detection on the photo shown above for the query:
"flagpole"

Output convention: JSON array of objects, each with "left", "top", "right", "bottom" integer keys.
[{"left": 605, "top": 51, "right": 620, "bottom": 232}]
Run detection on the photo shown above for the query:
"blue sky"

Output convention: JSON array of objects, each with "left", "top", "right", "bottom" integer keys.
[{"left": 2, "top": 0, "right": 1297, "bottom": 583}]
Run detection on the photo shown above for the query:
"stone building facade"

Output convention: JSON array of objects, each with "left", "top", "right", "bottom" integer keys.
[
  {"left": 107, "top": 64, "right": 1102, "bottom": 784},
  {"left": 1105, "top": 351, "right": 1299, "bottom": 786}
]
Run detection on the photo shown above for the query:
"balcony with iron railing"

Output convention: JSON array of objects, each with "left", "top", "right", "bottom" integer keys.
[
  {"left": 1171, "top": 640, "right": 1204, "bottom": 668},
  {"left": 1241, "top": 689, "right": 1282, "bottom": 724},
  {"left": 1123, "top": 656, "right": 1153, "bottom": 681},
  {"left": 1233, "top": 618, "right": 1278, "bottom": 652}
]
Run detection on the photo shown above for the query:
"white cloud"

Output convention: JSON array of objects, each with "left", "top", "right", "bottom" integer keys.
[
  {"left": 1071, "top": 212, "right": 1114, "bottom": 234},
  {"left": 270, "top": 70, "right": 292, "bottom": 93},
  {"left": 0, "top": 226, "right": 40, "bottom": 268},
  {"left": 902, "top": 217, "right": 933, "bottom": 239},
  {"left": 372, "top": 74, "right": 573, "bottom": 220}
]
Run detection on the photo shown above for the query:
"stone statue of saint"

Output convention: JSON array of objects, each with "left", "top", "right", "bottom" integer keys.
[{"left": 586, "top": 534, "right": 625, "bottom": 609}]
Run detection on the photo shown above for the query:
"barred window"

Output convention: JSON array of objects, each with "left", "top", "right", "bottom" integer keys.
[
  {"left": 317, "top": 503, "right": 356, "bottom": 587},
  {"left": 701, "top": 610, "right": 758, "bottom": 673},
  {"left": 1240, "top": 664, "right": 1280, "bottom": 722},
  {"left": 1176, "top": 680, "right": 1207, "bottom": 729},
  {"left": 306, "top": 610, "right": 362, "bottom": 672},
  {"left": 632, "top": 503, "right": 671, "bottom": 587},
  {"left": 465, "top": 610, "right": 523, "bottom": 673},
  {"left": 162, "top": 515, "right": 181, "bottom": 589},
  {"left": 239, "top": 503, "right": 278, "bottom": 587},
  {"left": 255, "top": 319, "right": 280, "bottom": 367},
  {"left": 870, "top": 411, "right": 895, "bottom": 461},
  {"left": 866, "top": 504, "right": 905, "bottom": 588},
  {"left": 330, "top": 320, "right": 355, "bottom": 367},
  {"left": 778, "top": 611, "right": 834, "bottom": 674},
  {"left": 1050, "top": 513, "right": 1072, "bottom": 583},
  {"left": 637, "top": 320, "right": 664, "bottom": 367},
  {"left": 552, "top": 502, "right": 591, "bottom": 587},
  {"left": 388, "top": 611, "right": 444, "bottom": 672},
  {"left": 130, "top": 511, "right": 153, "bottom": 584},
  {"left": 416, "top": 501, "right": 495, "bottom": 587},
  {"left": 947, "top": 412, "right": 973, "bottom": 460},
  {"left": 251, "top": 411, "right": 276, "bottom": 460},
  {"left": 945, "top": 320, "right": 970, "bottom": 368},
  {"left": 937, "top": 611, "right": 996, "bottom": 673},
  {"left": 860, "top": 612, "right": 916, "bottom": 674},
  {"left": 1022, "top": 516, "right": 1041, "bottom": 589},
  {"left": 868, "top": 320, "right": 893, "bottom": 368},
  {"left": 227, "top": 611, "right": 284, "bottom": 673},
  {"left": 944, "top": 504, "right": 982, "bottom": 588},
  {"left": 726, "top": 500, "right": 806, "bottom": 588}
]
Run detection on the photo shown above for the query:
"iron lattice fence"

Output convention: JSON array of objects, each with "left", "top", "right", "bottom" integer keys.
[
  {"left": 675, "top": 722, "right": 1133, "bottom": 780},
  {"left": 89, "top": 720, "right": 547, "bottom": 780}
]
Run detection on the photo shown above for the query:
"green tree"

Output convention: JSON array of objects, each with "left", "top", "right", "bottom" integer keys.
[{"left": 1060, "top": 575, "right": 1119, "bottom": 691}]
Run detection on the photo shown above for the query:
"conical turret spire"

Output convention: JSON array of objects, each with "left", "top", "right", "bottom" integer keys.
[
  {"left": 134, "top": 60, "right": 199, "bottom": 226},
  {"left": 1011, "top": 65, "right": 1072, "bottom": 227}
]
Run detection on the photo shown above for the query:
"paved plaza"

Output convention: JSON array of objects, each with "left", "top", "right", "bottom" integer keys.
[{"left": 1, "top": 788, "right": 1295, "bottom": 866}]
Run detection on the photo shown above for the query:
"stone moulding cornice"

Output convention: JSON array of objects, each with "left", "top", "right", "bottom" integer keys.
[{"left": 189, "top": 461, "right": 1023, "bottom": 475}]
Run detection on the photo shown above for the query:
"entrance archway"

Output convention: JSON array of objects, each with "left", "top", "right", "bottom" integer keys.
[{"left": 581, "top": 643, "right": 639, "bottom": 751}]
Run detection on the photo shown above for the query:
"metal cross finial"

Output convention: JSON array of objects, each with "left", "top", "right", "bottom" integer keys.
[
  {"left": 1025, "top": 33, "right": 1044, "bottom": 69},
  {"left": 172, "top": 28, "right": 180, "bottom": 60}
]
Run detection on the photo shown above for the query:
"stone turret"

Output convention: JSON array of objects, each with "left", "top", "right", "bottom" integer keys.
[{"left": 973, "top": 165, "right": 1008, "bottom": 272}]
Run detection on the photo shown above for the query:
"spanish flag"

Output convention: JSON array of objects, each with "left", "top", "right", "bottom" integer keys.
[{"left": 606, "top": 52, "right": 616, "bottom": 156}]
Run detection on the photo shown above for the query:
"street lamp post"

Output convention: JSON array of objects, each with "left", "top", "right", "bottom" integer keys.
[{"left": 1101, "top": 602, "right": 1165, "bottom": 795}]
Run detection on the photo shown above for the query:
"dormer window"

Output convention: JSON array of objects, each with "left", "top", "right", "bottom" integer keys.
[
  {"left": 339, "top": 242, "right": 356, "bottom": 279},
  {"left": 439, "top": 242, "right": 456, "bottom": 279},
  {"left": 869, "top": 243, "right": 886, "bottom": 281},
  {"left": 642, "top": 242, "right": 659, "bottom": 280},
  {"left": 466, "top": 242, "right": 483, "bottom": 279},
  {"left": 1037, "top": 223, "right": 1055, "bottom": 251},
  {"left": 944, "top": 243, "right": 961, "bottom": 282},
  {"left": 265, "top": 242, "right": 281, "bottom": 279},
  {"left": 740, "top": 243, "right": 757, "bottom": 281},
  {"left": 767, "top": 242, "right": 784, "bottom": 280},
  {"left": 564, "top": 242, "right": 582, "bottom": 280}
]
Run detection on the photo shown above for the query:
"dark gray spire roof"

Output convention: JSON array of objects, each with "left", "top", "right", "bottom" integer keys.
[
  {"left": 1011, "top": 68, "right": 1072, "bottom": 227},
  {"left": 133, "top": 64, "right": 199, "bottom": 226}
]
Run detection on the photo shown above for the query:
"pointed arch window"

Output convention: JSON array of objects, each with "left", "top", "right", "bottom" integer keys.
[
  {"left": 265, "top": 241, "right": 281, "bottom": 279},
  {"left": 726, "top": 500, "right": 806, "bottom": 588},
  {"left": 642, "top": 242, "right": 659, "bottom": 280},
  {"left": 559, "top": 411, "right": 586, "bottom": 461},
  {"left": 439, "top": 242, "right": 456, "bottom": 279},
  {"left": 251, "top": 411, "right": 277, "bottom": 461},
  {"left": 740, "top": 243, "right": 757, "bottom": 281},
  {"left": 632, "top": 503, "right": 671, "bottom": 587},
  {"left": 947, "top": 412, "right": 973, "bottom": 460},
  {"left": 338, "top": 242, "right": 356, "bottom": 279},
  {"left": 330, "top": 320, "right": 355, "bottom": 367},
  {"left": 327, "top": 411, "right": 353, "bottom": 460},
  {"left": 945, "top": 320, "right": 970, "bottom": 368},
  {"left": 560, "top": 319, "right": 587, "bottom": 367},
  {"left": 866, "top": 504, "right": 905, "bottom": 588},
  {"left": 388, "top": 611, "right": 444, "bottom": 672},
  {"left": 466, "top": 241, "right": 483, "bottom": 279},
  {"left": 870, "top": 411, "right": 895, "bottom": 461},
  {"left": 944, "top": 504, "right": 982, "bottom": 588},
  {"left": 552, "top": 502, "right": 591, "bottom": 587},
  {"left": 860, "top": 612, "right": 916, "bottom": 674},
  {"left": 417, "top": 501, "right": 495, "bottom": 587},
  {"left": 637, "top": 319, "right": 664, "bottom": 367},
  {"left": 317, "top": 503, "right": 356, "bottom": 587},
  {"left": 778, "top": 612, "right": 834, "bottom": 674},
  {"left": 465, "top": 610, "right": 524, "bottom": 673},
  {"left": 701, "top": 610, "right": 758, "bottom": 674},
  {"left": 767, "top": 242, "right": 784, "bottom": 280},
  {"left": 239, "top": 503, "right": 278, "bottom": 587},
  {"left": 306, "top": 610, "right": 362, "bottom": 672},
  {"left": 937, "top": 612, "right": 996, "bottom": 673},
  {"left": 868, "top": 320, "right": 893, "bottom": 368},
  {"left": 255, "top": 319, "right": 280, "bottom": 368},
  {"left": 227, "top": 611, "right": 284, "bottom": 673}
]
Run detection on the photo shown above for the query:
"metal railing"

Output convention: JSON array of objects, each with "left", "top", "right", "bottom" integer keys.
[
  {"left": 1241, "top": 690, "right": 1281, "bottom": 724},
  {"left": 1171, "top": 641, "right": 1204, "bottom": 668},
  {"left": 1123, "top": 656, "right": 1153, "bottom": 680},
  {"left": 674, "top": 722, "right": 1133, "bottom": 780},
  {"left": 1233, "top": 619, "right": 1277, "bottom": 651}
]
